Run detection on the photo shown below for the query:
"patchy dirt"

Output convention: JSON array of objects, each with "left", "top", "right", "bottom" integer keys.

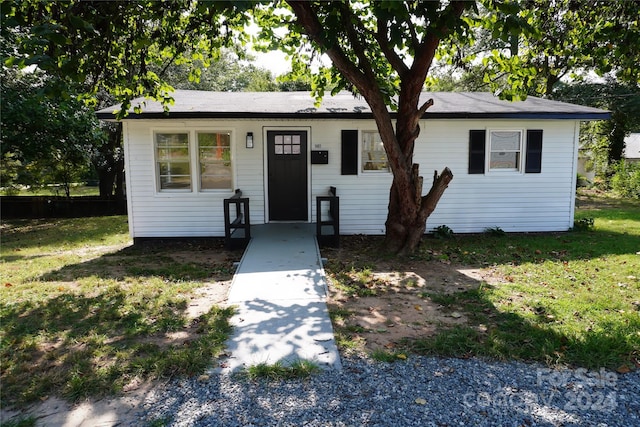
[{"left": 326, "top": 249, "right": 503, "bottom": 353}]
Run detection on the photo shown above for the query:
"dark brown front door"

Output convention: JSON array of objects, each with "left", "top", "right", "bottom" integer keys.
[{"left": 267, "top": 130, "right": 308, "bottom": 221}]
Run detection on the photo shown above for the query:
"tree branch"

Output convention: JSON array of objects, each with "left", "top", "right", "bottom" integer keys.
[
  {"left": 420, "top": 167, "right": 454, "bottom": 217},
  {"left": 375, "top": 16, "right": 410, "bottom": 78},
  {"left": 411, "top": 1, "right": 468, "bottom": 85},
  {"left": 286, "top": 1, "right": 369, "bottom": 91},
  {"left": 418, "top": 98, "right": 434, "bottom": 116},
  {"left": 336, "top": 2, "right": 375, "bottom": 80}
]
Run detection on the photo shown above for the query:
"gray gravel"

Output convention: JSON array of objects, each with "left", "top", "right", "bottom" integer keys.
[{"left": 138, "top": 356, "right": 639, "bottom": 427}]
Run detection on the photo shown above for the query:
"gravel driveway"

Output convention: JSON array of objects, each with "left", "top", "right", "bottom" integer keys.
[{"left": 139, "top": 356, "right": 639, "bottom": 427}]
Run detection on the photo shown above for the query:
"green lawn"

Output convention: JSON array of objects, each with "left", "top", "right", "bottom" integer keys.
[
  {"left": 0, "top": 217, "right": 237, "bottom": 408},
  {"left": 326, "top": 191, "right": 640, "bottom": 371}
]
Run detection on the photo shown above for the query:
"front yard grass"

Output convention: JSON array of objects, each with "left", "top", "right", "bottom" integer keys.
[
  {"left": 0, "top": 217, "right": 237, "bottom": 409},
  {"left": 1, "top": 191, "right": 638, "bottom": 410},
  {"left": 325, "top": 191, "right": 640, "bottom": 371}
]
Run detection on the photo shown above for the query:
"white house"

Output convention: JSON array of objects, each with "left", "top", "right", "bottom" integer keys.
[{"left": 97, "top": 91, "right": 609, "bottom": 242}]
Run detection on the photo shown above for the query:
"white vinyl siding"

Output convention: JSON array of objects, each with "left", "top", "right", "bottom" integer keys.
[{"left": 122, "top": 118, "right": 580, "bottom": 238}]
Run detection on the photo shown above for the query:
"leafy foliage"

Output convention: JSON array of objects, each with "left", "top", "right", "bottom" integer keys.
[
  {"left": 572, "top": 217, "right": 595, "bottom": 232},
  {"left": 483, "top": 226, "right": 505, "bottom": 236},
  {"left": 2, "top": 0, "right": 255, "bottom": 115},
  {"left": 435, "top": 0, "right": 640, "bottom": 97},
  {"left": 553, "top": 81, "right": 640, "bottom": 179},
  {"left": 431, "top": 225, "right": 454, "bottom": 239},
  {"left": 0, "top": 68, "right": 104, "bottom": 196},
  {"left": 610, "top": 161, "right": 640, "bottom": 199},
  {"left": 160, "top": 50, "right": 278, "bottom": 92}
]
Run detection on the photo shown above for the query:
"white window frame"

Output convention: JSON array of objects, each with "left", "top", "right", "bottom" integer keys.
[
  {"left": 487, "top": 129, "right": 524, "bottom": 173},
  {"left": 152, "top": 128, "right": 235, "bottom": 194},
  {"left": 154, "top": 130, "right": 192, "bottom": 193},
  {"left": 361, "top": 130, "right": 390, "bottom": 173},
  {"left": 196, "top": 130, "right": 234, "bottom": 192}
]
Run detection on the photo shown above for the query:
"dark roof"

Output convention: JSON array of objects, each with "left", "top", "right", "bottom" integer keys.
[{"left": 96, "top": 90, "right": 610, "bottom": 120}]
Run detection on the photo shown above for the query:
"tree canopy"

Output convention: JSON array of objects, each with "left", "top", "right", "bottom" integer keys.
[{"left": 0, "top": 68, "right": 104, "bottom": 196}]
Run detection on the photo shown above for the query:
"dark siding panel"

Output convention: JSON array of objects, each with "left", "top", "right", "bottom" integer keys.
[
  {"left": 525, "top": 130, "right": 543, "bottom": 173},
  {"left": 468, "top": 130, "right": 486, "bottom": 174},
  {"left": 341, "top": 130, "right": 358, "bottom": 175}
]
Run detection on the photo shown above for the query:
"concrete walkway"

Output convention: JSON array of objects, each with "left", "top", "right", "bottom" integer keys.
[{"left": 220, "top": 224, "right": 342, "bottom": 372}]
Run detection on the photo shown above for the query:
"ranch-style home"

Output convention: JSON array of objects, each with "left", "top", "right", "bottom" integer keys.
[{"left": 96, "top": 90, "right": 609, "bottom": 242}]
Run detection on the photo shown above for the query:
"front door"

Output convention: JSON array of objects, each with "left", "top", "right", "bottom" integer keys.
[{"left": 267, "top": 130, "right": 308, "bottom": 221}]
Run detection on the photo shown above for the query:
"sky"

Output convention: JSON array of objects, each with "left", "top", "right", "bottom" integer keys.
[{"left": 252, "top": 50, "right": 291, "bottom": 76}]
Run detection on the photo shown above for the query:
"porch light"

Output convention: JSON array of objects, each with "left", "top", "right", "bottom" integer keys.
[{"left": 246, "top": 132, "right": 254, "bottom": 149}]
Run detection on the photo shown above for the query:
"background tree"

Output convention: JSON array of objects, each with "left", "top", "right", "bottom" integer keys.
[
  {"left": 552, "top": 81, "right": 640, "bottom": 178},
  {"left": 160, "top": 50, "right": 278, "bottom": 92},
  {"left": 0, "top": 68, "right": 103, "bottom": 197}
]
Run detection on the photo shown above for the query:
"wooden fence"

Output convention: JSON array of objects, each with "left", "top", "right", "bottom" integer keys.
[{"left": 0, "top": 196, "right": 127, "bottom": 219}]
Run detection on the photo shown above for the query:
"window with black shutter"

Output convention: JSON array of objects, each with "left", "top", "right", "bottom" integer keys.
[
  {"left": 525, "top": 130, "right": 543, "bottom": 173},
  {"left": 341, "top": 130, "right": 358, "bottom": 175},
  {"left": 468, "top": 130, "right": 486, "bottom": 174}
]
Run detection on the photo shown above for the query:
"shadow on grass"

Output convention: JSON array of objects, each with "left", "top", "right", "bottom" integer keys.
[
  {"left": 404, "top": 286, "right": 640, "bottom": 371},
  {"left": 415, "top": 227, "right": 639, "bottom": 268},
  {"left": 36, "top": 239, "right": 240, "bottom": 283},
  {"left": 0, "top": 239, "right": 241, "bottom": 409},
  {"left": 0, "top": 216, "right": 129, "bottom": 252},
  {"left": 0, "top": 286, "right": 234, "bottom": 408}
]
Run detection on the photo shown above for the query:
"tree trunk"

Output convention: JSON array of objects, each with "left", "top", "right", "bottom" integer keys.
[
  {"left": 608, "top": 111, "right": 627, "bottom": 164},
  {"left": 114, "top": 157, "right": 125, "bottom": 202},
  {"left": 98, "top": 167, "right": 116, "bottom": 198},
  {"left": 385, "top": 166, "right": 453, "bottom": 254},
  {"left": 94, "top": 122, "right": 123, "bottom": 199}
]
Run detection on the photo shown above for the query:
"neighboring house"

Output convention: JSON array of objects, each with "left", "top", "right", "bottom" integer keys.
[
  {"left": 623, "top": 133, "right": 640, "bottom": 163},
  {"left": 97, "top": 91, "right": 608, "bottom": 241}
]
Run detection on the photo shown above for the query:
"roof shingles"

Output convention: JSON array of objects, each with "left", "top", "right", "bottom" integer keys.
[{"left": 96, "top": 90, "right": 610, "bottom": 120}]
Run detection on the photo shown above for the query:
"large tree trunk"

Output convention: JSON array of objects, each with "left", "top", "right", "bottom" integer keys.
[{"left": 385, "top": 166, "right": 453, "bottom": 254}]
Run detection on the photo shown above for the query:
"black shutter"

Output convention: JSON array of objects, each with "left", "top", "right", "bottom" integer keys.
[
  {"left": 468, "top": 130, "right": 486, "bottom": 174},
  {"left": 525, "top": 130, "right": 543, "bottom": 173},
  {"left": 341, "top": 130, "right": 358, "bottom": 175}
]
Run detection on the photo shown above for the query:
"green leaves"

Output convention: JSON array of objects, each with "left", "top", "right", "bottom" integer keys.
[{"left": 2, "top": 0, "right": 258, "bottom": 113}]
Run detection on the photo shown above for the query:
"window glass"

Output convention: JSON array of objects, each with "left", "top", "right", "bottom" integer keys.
[
  {"left": 362, "top": 131, "right": 389, "bottom": 172},
  {"left": 489, "top": 130, "right": 522, "bottom": 171},
  {"left": 155, "top": 133, "right": 191, "bottom": 190},
  {"left": 198, "top": 132, "right": 232, "bottom": 190},
  {"left": 274, "top": 133, "right": 301, "bottom": 156}
]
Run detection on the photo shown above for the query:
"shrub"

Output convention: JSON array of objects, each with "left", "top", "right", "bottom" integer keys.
[
  {"left": 610, "top": 160, "right": 640, "bottom": 199},
  {"left": 431, "top": 225, "right": 454, "bottom": 239},
  {"left": 576, "top": 173, "right": 591, "bottom": 188},
  {"left": 572, "top": 217, "right": 595, "bottom": 232},
  {"left": 484, "top": 226, "right": 506, "bottom": 236}
]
